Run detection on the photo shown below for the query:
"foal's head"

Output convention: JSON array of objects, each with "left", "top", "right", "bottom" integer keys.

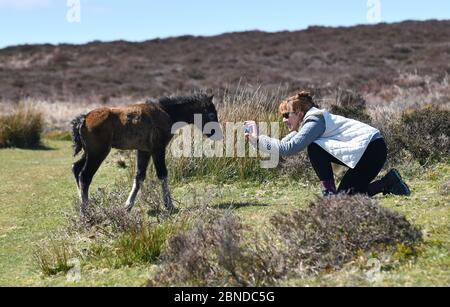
[
  {"left": 195, "top": 94, "right": 222, "bottom": 140},
  {"left": 157, "top": 93, "right": 223, "bottom": 141}
]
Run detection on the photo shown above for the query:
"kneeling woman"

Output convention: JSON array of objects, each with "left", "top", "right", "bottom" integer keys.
[{"left": 244, "top": 92, "right": 411, "bottom": 197}]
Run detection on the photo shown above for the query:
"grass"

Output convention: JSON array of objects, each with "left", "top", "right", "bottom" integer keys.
[
  {"left": 33, "top": 237, "right": 74, "bottom": 277},
  {"left": 0, "top": 139, "right": 449, "bottom": 286},
  {"left": 0, "top": 139, "right": 135, "bottom": 286},
  {"left": 0, "top": 104, "right": 44, "bottom": 148}
]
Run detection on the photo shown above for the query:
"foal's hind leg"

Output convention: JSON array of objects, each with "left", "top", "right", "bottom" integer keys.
[
  {"left": 125, "top": 150, "right": 151, "bottom": 212},
  {"left": 79, "top": 149, "right": 110, "bottom": 215},
  {"left": 152, "top": 149, "right": 175, "bottom": 212},
  {"left": 72, "top": 153, "right": 87, "bottom": 196}
]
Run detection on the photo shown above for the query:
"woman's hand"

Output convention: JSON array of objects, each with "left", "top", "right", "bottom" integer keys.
[{"left": 244, "top": 121, "right": 259, "bottom": 142}]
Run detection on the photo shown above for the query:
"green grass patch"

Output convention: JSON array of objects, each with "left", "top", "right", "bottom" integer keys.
[
  {"left": 0, "top": 140, "right": 449, "bottom": 286},
  {"left": 33, "top": 237, "right": 76, "bottom": 276},
  {"left": 114, "top": 223, "right": 178, "bottom": 267}
]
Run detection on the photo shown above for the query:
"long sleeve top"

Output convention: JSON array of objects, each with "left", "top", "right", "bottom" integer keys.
[{"left": 256, "top": 115, "right": 326, "bottom": 156}]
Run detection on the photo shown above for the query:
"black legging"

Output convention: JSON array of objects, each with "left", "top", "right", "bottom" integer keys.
[{"left": 307, "top": 138, "right": 387, "bottom": 195}]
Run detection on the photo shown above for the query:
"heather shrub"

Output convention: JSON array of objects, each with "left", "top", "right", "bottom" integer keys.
[
  {"left": 69, "top": 179, "right": 183, "bottom": 234},
  {"left": 329, "top": 89, "right": 372, "bottom": 124},
  {"left": 148, "top": 211, "right": 245, "bottom": 286},
  {"left": 0, "top": 104, "right": 44, "bottom": 148},
  {"left": 389, "top": 105, "right": 450, "bottom": 165},
  {"left": 148, "top": 195, "right": 422, "bottom": 286},
  {"left": 278, "top": 152, "right": 317, "bottom": 181},
  {"left": 330, "top": 104, "right": 373, "bottom": 124},
  {"left": 148, "top": 210, "right": 286, "bottom": 287},
  {"left": 70, "top": 184, "right": 146, "bottom": 234},
  {"left": 270, "top": 195, "right": 422, "bottom": 275},
  {"left": 373, "top": 114, "right": 405, "bottom": 163}
]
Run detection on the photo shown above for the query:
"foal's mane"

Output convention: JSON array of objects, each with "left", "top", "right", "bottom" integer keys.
[{"left": 146, "top": 93, "right": 210, "bottom": 107}]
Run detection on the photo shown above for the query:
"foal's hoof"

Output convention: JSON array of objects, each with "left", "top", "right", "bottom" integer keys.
[
  {"left": 166, "top": 206, "right": 179, "bottom": 215},
  {"left": 80, "top": 208, "right": 89, "bottom": 218}
]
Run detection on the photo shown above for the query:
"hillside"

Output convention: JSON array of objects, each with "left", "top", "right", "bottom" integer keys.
[{"left": 1, "top": 20, "right": 449, "bottom": 102}]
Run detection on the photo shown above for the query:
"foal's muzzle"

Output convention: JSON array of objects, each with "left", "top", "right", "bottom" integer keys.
[{"left": 205, "top": 122, "right": 223, "bottom": 141}]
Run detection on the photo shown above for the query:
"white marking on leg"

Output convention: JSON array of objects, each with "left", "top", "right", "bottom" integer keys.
[
  {"left": 125, "top": 179, "right": 142, "bottom": 211},
  {"left": 77, "top": 184, "right": 82, "bottom": 201}
]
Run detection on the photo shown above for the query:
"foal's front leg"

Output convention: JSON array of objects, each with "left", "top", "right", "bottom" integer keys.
[
  {"left": 153, "top": 150, "right": 175, "bottom": 212},
  {"left": 125, "top": 150, "right": 151, "bottom": 212}
]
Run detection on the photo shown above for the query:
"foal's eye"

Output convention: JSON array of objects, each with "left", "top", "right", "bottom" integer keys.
[{"left": 207, "top": 113, "right": 216, "bottom": 121}]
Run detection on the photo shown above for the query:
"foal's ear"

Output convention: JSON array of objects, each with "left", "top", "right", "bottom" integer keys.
[{"left": 208, "top": 94, "right": 215, "bottom": 101}]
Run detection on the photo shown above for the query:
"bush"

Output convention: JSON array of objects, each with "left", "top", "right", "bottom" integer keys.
[
  {"left": 389, "top": 105, "right": 450, "bottom": 165},
  {"left": 330, "top": 104, "right": 373, "bottom": 124},
  {"left": 278, "top": 151, "right": 317, "bottom": 181},
  {"left": 148, "top": 211, "right": 278, "bottom": 287},
  {"left": 148, "top": 195, "right": 422, "bottom": 286},
  {"left": 70, "top": 185, "right": 145, "bottom": 234},
  {"left": 329, "top": 89, "right": 372, "bottom": 124},
  {"left": 0, "top": 104, "right": 44, "bottom": 148},
  {"left": 69, "top": 180, "right": 176, "bottom": 234},
  {"left": 270, "top": 195, "right": 422, "bottom": 274}
]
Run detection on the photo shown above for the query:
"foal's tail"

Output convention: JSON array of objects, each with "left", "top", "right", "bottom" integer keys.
[{"left": 71, "top": 114, "right": 86, "bottom": 157}]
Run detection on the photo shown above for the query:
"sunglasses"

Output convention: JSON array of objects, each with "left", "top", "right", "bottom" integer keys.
[{"left": 282, "top": 112, "right": 293, "bottom": 119}]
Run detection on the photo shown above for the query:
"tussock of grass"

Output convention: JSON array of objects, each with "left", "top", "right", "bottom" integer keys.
[
  {"left": 114, "top": 223, "right": 180, "bottom": 268},
  {"left": 33, "top": 237, "right": 76, "bottom": 277},
  {"left": 163, "top": 85, "right": 288, "bottom": 183},
  {"left": 0, "top": 104, "right": 44, "bottom": 148},
  {"left": 70, "top": 192, "right": 143, "bottom": 234}
]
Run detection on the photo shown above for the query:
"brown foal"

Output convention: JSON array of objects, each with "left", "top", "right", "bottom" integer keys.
[{"left": 71, "top": 94, "right": 221, "bottom": 216}]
